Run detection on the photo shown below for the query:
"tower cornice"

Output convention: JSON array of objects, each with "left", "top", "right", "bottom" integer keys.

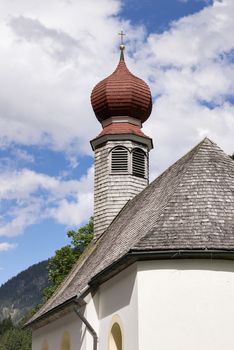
[{"left": 90, "top": 130, "right": 153, "bottom": 151}]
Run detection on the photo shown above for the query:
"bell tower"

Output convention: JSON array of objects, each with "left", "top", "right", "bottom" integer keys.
[{"left": 90, "top": 41, "right": 153, "bottom": 240}]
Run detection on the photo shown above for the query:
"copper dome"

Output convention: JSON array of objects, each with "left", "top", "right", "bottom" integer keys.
[{"left": 91, "top": 50, "right": 152, "bottom": 124}]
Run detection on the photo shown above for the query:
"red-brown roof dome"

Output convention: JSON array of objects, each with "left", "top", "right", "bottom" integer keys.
[
  {"left": 97, "top": 122, "right": 150, "bottom": 139},
  {"left": 91, "top": 49, "right": 152, "bottom": 124}
]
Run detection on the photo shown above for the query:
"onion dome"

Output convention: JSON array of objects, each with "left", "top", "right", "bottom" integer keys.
[{"left": 91, "top": 46, "right": 152, "bottom": 124}]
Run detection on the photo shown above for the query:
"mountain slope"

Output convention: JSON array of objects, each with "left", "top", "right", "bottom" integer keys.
[{"left": 0, "top": 260, "right": 49, "bottom": 322}]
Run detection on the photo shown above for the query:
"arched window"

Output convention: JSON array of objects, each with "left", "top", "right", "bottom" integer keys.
[
  {"left": 132, "top": 148, "right": 146, "bottom": 178},
  {"left": 41, "top": 340, "right": 49, "bottom": 350},
  {"left": 111, "top": 146, "right": 129, "bottom": 174},
  {"left": 61, "top": 331, "right": 70, "bottom": 350},
  {"left": 109, "top": 322, "right": 122, "bottom": 350}
]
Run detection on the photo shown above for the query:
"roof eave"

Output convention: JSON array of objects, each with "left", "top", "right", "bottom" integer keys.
[
  {"left": 129, "top": 249, "right": 234, "bottom": 260},
  {"left": 27, "top": 248, "right": 234, "bottom": 328},
  {"left": 90, "top": 133, "right": 153, "bottom": 151},
  {"left": 24, "top": 296, "right": 77, "bottom": 330},
  {"left": 89, "top": 249, "right": 234, "bottom": 287}
]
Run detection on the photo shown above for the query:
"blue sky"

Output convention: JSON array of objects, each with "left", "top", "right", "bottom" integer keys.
[
  {"left": 0, "top": 0, "right": 234, "bottom": 286},
  {"left": 121, "top": 0, "right": 212, "bottom": 32}
]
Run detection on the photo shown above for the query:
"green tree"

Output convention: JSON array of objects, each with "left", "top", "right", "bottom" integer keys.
[
  {"left": 230, "top": 154, "right": 234, "bottom": 160},
  {"left": 43, "top": 217, "right": 93, "bottom": 301},
  {"left": 67, "top": 216, "right": 94, "bottom": 254},
  {"left": 0, "top": 326, "right": 31, "bottom": 350},
  {"left": 0, "top": 317, "right": 31, "bottom": 350},
  {"left": 0, "top": 317, "right": 13, "bottom": 336}
]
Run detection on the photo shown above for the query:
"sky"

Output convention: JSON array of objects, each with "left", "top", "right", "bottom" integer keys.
[{"left": 0, "top": 0, "right": 234, "bottom": 286}]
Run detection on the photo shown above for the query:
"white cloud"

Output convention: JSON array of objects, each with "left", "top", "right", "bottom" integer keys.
[
  {"left": 0, "top": 167, "right": 94, "bottom": 237},
  {"left": 135, "top": 0, "right": 234, "bottom": 176},
  {"left": 0, "top": 242, "right": 17, "bottom": 252},
  {"left": 178, "top": 0, "right": 212, "bottom": 3},
  {"left": 48, "top": 192, "right": 94, "bottom": 226},
  {"left": 0, "top": 0, "right": 127, "bottom": 155},
  {"left": 12, "top": 149, "right": 35, "bottom": 163}
]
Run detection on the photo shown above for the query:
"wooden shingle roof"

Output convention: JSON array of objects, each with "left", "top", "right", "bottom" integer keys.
[{"left": 28, "top": 138, "right": 234, "bottom": 326}]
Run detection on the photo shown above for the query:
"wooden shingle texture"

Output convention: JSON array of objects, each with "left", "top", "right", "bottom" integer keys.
[{"left": 29, "top": 138, "right": 234, "bottom": 325}]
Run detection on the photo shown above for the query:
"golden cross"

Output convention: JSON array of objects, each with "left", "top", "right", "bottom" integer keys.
[{"left": 118, "top": 30, "right": 126, "bottom": 45}]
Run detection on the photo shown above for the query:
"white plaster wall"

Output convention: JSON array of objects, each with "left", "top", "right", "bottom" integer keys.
[
  {"left": 32, "top": 310, "right": 86, "bottom": 350},
  {"left": 137, "top": 259, "right": 234, "bottom": 350},
  {"left": 84, "top": 290, "right": 100, "bottom": 350},
  {"left": 99, "top": 264, "right": 139, "bottom": 350}
]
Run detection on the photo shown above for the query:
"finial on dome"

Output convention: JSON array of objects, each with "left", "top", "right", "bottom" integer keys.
[{"left": 118, "top": 30, "right": 126, "bottom": 60}]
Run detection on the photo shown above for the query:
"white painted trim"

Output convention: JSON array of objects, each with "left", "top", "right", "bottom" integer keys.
[{"left": 102, "top": 117, "right": 142, "bottom": 127}]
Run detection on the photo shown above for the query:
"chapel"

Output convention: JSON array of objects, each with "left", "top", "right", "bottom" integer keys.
[{"left": 28, "top": 41, "right": 234, "bottom": 350}]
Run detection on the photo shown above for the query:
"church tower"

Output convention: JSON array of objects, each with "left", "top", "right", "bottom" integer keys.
[{"left": 91, "top": 42, "right": 153, "bottom": 239}]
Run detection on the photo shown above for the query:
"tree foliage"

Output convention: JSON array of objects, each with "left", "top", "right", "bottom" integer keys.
[
  {"left": 0, "top": 317, "right": 13, "bottom": 336},
  {"left": 67, "top": 217, "right": 94, "bottom": 254},
  {"left": 0, "top": 318, "right": 31, "bottom": 350},
  {"left": 43, "top": 217, "right": 93, "bottom": 301}
]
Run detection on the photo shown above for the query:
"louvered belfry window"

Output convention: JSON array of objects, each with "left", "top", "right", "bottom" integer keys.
[
  {"left": 132, "top": 148, "right": 146, "bottom": 178},
  {"left": 111, "top": 147, "right": 129, "bottom": 173}
]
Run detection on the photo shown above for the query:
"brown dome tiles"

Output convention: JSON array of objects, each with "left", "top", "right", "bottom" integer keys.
[
  {"left": 91, "top": 54, "right": 152, "bottom": 123},
  {"left": 97, "top": 123, "right": 150, "bottom": 138}
]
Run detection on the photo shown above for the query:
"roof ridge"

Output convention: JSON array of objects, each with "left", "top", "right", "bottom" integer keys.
[
  {"left": 191, "top": 137, "right": 234, "bottom": 168},
  {"left": 151, "top": 137, "right": 208, "bottom": 185},
  {"left": 134, "top": 138, "right": 234, "bottom": 250}
]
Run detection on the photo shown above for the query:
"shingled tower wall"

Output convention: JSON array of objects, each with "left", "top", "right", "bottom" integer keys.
[{"left": 91, "top": 45, "right": 153, "bottom": 240}]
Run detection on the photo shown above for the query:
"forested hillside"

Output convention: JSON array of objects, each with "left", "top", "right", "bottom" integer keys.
[{"left": 0, "top": 260, "right": 49, "bottom": 322}]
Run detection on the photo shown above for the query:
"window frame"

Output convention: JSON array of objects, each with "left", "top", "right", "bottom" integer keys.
[
  {"left": 108, "top": 315, "right": 124, "bottom": 350},
  {"left": 131, "top": 147, "right": 147, "bottom": 179},
  {"left": 60, "top": 331, "right": 70, "bottom": 350},
  {"left": 109, "top": 146, "right": 130, "bottom": 175}
]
